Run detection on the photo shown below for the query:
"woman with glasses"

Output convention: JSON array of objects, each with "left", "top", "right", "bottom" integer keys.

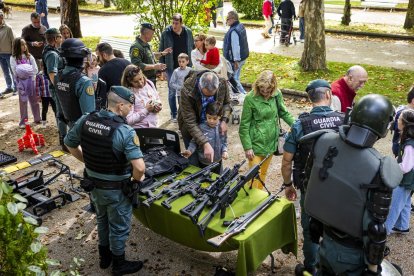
[
  {"left": 121, "top": 65, "right": 162, "bottom": 129},
  {"left": 239, "top": 70, "right": 294, "bottom": 189}
]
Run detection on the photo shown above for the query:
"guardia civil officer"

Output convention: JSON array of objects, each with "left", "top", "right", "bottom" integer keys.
[
  {"left": 129, "top": 22, "right": 172, "bottom": 87},
  {"left": 302, "top": 94, "right": 403, "bottom": 275},
  {"left": 281, "top": 79, "right": 345, "bottom": 275},
  {"left": 56, "top": 38, "right": 95, "bottom": 127},
  {"left": 64, "top": 86, "right": 145, "bottom": 275},
  {"left": 42, "top": 27, "right": 67, "bottom": 149}
]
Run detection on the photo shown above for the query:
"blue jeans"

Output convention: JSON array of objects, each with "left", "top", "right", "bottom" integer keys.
[
  {"left": 300, "top": 194, "right": 319, "bottom": 270},
  {"left": 0, "top": 53, "right": 15, "bottom": 90},
  {"left": 231, "top": 60, "right": 246, "bottom": 94},
  {"left": 299, "top": 17, "right": 305, "bottom": 40},
  {"left": 268, "top": 16, "right": 274, "bottom": 34},
  {"left": 90, "top": 189, "right": 132, "bottom": 256},
  {"left": 41, "top": 16, "right": 49, "bottom": 29},
  {"left": 166, "top": 69, "right": 177, "bottom": 118},
  {"left": 385, "top": 185, "right": 412, "bottom": 234}
]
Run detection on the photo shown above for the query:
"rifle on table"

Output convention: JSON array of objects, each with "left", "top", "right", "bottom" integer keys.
[
  {"left": 197, "top": 155, "right": 271, "bottom": 237},
  {"left": 160, "top": 167, "right": 217, "bottom": 210},
  {"left": 139, "top": 173, "right": 178, "bottom": 198},
  {"left": 180, "top": 160, "right": 246, "bottom": 223},
  {"left": 141, "top": 162, "right": 220, "bottom": 207},
  {"left": 207, "top": 191, "right": 282, "bottom": 247}
]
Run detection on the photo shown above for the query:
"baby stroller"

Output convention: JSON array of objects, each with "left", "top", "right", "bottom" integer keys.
[{"left": 273, "top": 17, "right": 297, "bottom": 47}]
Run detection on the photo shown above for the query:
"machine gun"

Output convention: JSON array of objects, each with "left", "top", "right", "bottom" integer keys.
[
  {"left": 197, "top": 155, "right": 271, "bottom": 237},
  {"left": 180, "top": 160, "right": 246, "bottom": 223},
  {"left": 141, "top": 162, "right": 220, "bottom": 207},
  {"left": 207, "top": 187, "right": 284, "bottom": 247},
  {"left": 139, "top": 173, "right": 178, "bottom": 198}
]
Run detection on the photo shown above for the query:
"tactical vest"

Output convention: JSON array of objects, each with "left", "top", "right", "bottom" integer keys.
[
  {"left": 42, "top": 45, "right": 61, "bottom": 82},
  {"left": 397, "top": 139, "right": 414, "bottom": 190},
  {"left": 56, "top": 69, "right": 83, "bottom": 122},
  {"left": 293, "top": 111, "right": 344, "bottom": 190},
  {"left": 223, "top": 21, "right": 249, "bottom": 62},
  {"left": 304, "top": 131, "right": 382, "bottom": 238},
  {"left": 80, "top": 112, "right": 130, "bottom": 175}
]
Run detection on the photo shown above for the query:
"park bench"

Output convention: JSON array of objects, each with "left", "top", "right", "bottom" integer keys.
[
  {"left": 361, "top": 0, "right": 398, "bottom": 12},
  {"left": 99, "top": 36, "right": 134, "bottom": 61}
]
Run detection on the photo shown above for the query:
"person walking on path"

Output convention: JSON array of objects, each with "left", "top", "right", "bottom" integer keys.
[
  {"left": 22, "top": 13, "right": 47, "bottom": 70},
  {"left": 35, "top": 0, "right": 49, "bottom": 28},
  {"left": 298, "top": 0, "right": 305, "bottom": 42},
  {"left": 277, "top": 0, "right": 296, "bottom": 44},
  {"left": 159, "top": 13, "right": 194, "bottom": 122},
  {"left": 262, "top": 0, "right": 273, "bottom": 39},
  {"left": 0, "top": 10, "right": 15, "bottom": 97},
  {"left": 239, "top": 70, "right": 295, "bottom": 189},
  {"left": 223, "top": 11, "right": 249, "bottom": 94},
  {"left": 331, "top": 65, "right": 368, "bottom": 112},
  {"left": 10, "top": 37, "right": 41, "bottom": 128},
  {"left": 64, "top": 86, "right": 146, "bottom": 276},
  {"left": 130, "top": 22, "right": 172, "bottom": 87},
  {"left": 281, "top": 79, "right": 345, "bottom": 275}
]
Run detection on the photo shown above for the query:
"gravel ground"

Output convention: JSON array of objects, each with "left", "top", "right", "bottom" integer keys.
[{"left": 1, "top": 81, "right": 413, "bottom": 275}]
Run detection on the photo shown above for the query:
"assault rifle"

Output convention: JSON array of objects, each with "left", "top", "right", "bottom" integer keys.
[
  {"left": 139, "top": 173, "right": 178, "bottom": 198},
  {"left": 197, "top": 155, "right": 271, "bottom": 237},
  {"left": 141, "top": 162, "right": 219, "bottom": 207},
  {"left": 207, "top": 191, "right": 282, "bottom": 247},
  {"left": 180, "top": 160, "right": 246, "bottom": 223}
]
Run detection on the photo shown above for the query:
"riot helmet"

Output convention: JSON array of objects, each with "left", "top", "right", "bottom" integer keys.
[{"left": 60, "top": 38, "right": 90, "bottom": 58}]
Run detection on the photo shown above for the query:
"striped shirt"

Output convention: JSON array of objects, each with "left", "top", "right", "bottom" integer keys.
[{"left": 35, "top": 73, "right": 51, "bottom": 97}]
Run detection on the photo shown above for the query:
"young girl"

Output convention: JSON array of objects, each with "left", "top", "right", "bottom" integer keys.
[
  {"left": 198, "top": 36, "right": 220, "bottom": 69},
  {"left": 84, "top": 53, "right": 100, "bottom": 90},
  {"left": 59, "top": 24, "right": 73, "bottom": 41},
  {"left": 10, "top": 38, "right": 41, "bottom": 128},
  {"left": 35, "top": 63, "right": 56, "bottom": 127},
  {"left": 121, "top": 65, "right": 162, "bottom": 129},
  {"left": 385, "top": 109, "right": 414, "bottom": 235}
]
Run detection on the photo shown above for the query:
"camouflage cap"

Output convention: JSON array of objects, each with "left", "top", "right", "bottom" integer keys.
[
  {"left": 110, "top": 86, "right": 135, "bottom": 104},
  {"left": 306, "top": 79, "right": 331, "bottom": 93}
]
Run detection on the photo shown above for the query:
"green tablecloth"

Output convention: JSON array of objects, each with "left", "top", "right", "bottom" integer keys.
[{"left": 133, "top": 167, "right": 298, "bottom": 275}]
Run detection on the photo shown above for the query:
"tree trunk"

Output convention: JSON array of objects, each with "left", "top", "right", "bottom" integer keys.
[
  {"left": 300, "top": 0, "right": 326, "bottom": 71},
  {"left": 341, "top": 0, "right": 351, "bottom": 25},
  {"left": 404, "top": 0, "right": 414, "bottom": 29},
  {"left": 104, "top": 0, "right": 110, "bottom": 8},
  {"left": 60, "top": 0, "right": 82, "bottom": 38}
]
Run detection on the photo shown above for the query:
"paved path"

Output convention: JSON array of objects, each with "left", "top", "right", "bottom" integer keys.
[{"left": 1, "top": 9, "right": 413, "bottom": 90}]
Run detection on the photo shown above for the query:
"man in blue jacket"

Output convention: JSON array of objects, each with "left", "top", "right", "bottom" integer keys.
[
  {"left": 35, "top": 0, "right": 49, "bottom": 28},
  {"left": 159, "top": 13, "right": 194, "bottom": 122}
]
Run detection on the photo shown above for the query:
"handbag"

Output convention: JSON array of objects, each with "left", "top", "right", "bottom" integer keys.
[{"left": 274, "top": 93, "right": 286, "bottom": 156}]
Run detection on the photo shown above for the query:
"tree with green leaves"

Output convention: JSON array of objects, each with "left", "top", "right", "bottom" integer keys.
[
  {"left": 341, "top": 0, "right": 351, "bottom": 26},
  {"left": 404, "top": 0, "right": 414, "bottom": 29},
  {"left": 115, "top": 0, "right": 213, "bottom": 43},
  {"left": 300, "top": 0, "right": 326, "bottom": 71},
  {"left": 233, "top": 0, "right": 280, "bottom": 19}
]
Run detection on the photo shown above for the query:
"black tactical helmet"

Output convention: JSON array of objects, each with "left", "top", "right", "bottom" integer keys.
[
  {"left": 350, "top": 94, "right": 394, "bottom": 138},
  {"left": 60, "top": 38, "right": 90, "bottom": 58}
]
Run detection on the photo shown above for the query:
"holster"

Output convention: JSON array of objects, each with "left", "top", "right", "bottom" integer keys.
[
  {"left": 80, "top": 178, "right": 96, "bottom": 192},
  {"left": 309, "top": 217, "right": 324, "bottom": 244},
  {"left": 122, "top": 180, "right": 141, "bottom": 209}
]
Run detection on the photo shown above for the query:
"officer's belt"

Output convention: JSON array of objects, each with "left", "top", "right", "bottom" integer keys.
[
  {"left": 89, "top": 177, "right": 130, "bottom": 190},
  {"left": 324, "top": 225, "right": 363, "bottom": 249}
]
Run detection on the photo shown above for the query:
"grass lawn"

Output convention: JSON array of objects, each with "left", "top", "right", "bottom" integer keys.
[
  {"left": 4, "top": 0, "right": 118, "bottom": 11},
  {"left": 81, "top": 36, "right": 413, "bottom": 105}
]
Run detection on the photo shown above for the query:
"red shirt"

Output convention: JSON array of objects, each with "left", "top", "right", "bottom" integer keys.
[
  {"left": 263, "top": 0, "right": 272, "bottom": 17},
  {"left": 200, "top": 47, "right": 220, "bottom": 66},
  {"left": 331, "top": 77, "right": 356, "bottom": 113}
]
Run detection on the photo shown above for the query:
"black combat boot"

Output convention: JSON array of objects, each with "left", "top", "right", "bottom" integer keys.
[
  {"left": 98, "top": 245, "right": 112, "bottom": 269},
  {"left": 112, "top": 253, "right": 143, "bottom": 276}
]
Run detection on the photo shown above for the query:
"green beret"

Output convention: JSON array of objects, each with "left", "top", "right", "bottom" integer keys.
[
  {"left": 306, "top": 79, "right": 331, "bottom": 93},
  {"left": 110, "top": 86, "right": 135, "bottom": 104},
  {"left": 141, "top": 22, "right": 155, "bottom": 31},
  {"left": 45, "top": 28, "right": 60, "bottom": 35}
]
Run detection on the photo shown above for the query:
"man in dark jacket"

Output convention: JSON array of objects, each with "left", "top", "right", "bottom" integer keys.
[
  {"left": 22, "top": 12, "right": 47, "bottom": 69},
  {"left": 277, "top": 0, "right": 296, "bottom": 43},
  {"left": 159, "top": 13, "right": 194, "bottom": 122},
  {"left": 178, "top": 71, "right": 231, "bottom": 165}
]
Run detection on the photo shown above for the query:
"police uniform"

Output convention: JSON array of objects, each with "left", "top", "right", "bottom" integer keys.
[
  {"left": 284, "top": 105, "right": 344, "bottom": 274},
  {"left": 56, "top": 38, "right": 95, "bottom": 127},
  {"left": 64, "top": 86, "right": 144, "bottom": 274},
  {"left": 130, "top": 23, "right": 157, "bottom": 85},
  {"left": 302, "top": 95, "right": 403, "bottom": 275},
  {"left": 42, "top": 28, "right": 67, "bottom": 144}
]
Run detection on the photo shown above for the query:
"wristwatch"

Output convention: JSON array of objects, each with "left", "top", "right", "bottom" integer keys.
[{"left": 283, "top": 181, "right": 293, "bottom": 187}]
